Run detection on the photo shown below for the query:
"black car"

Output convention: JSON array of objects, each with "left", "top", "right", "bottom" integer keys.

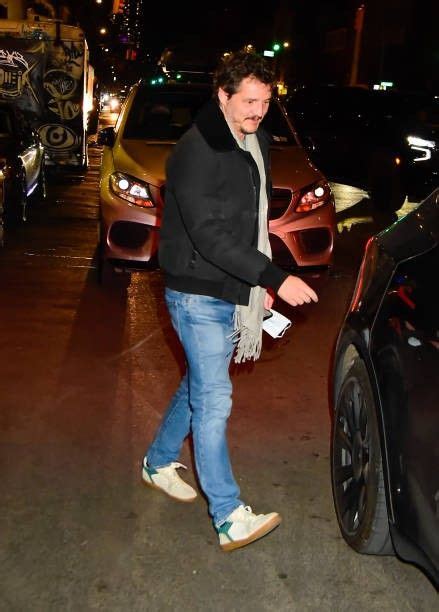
[
  {"left": 0, "top": 103, "right": 46, "bottom": 244},
  {"left": 287, "top": 86, "right": 439, "bottom": 211},
  {"left": 331, "top": 188, "right": 439, "bottom": 586}
]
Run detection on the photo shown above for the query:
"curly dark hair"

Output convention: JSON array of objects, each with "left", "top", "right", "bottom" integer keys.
[{"left": 213, "top": 51, "right": 275, "bottom": 96}]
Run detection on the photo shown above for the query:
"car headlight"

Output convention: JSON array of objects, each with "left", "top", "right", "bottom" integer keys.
[
  {"left": 109, "top": 172, "right": 155, "bottom": 207},
  {"left": 109, "top": 97, "right": 120, "bottom": 111},
  {"left": 295, "top": 180, "right": 331, "bottom": 213},
  {"left": 407, "top": 135, "right": 435, "bottom": 162}
]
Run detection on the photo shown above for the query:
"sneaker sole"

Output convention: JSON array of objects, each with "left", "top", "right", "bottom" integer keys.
[
  {"left": 220, "top": 514, "right": 282, "bottom": 552},
  {"left": 141, "top": 474, "right": 197, "bottom": 503}
]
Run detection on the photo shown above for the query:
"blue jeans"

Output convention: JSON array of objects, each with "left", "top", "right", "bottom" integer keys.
[{"left": 146, "top": 288, "right": 243, "bottom": 527}]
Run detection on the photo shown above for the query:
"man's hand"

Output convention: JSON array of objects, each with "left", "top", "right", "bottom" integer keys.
[
  {"left": 264, "top": 289, "right": 275, "bottom": 310},
  {"left": 277, "top": 275, "right": 318, "bottom": 307}
]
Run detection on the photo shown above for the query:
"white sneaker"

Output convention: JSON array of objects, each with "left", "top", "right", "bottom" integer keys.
[
  {"left": 217, "top": 505, "right": 281, "bottom": 551},
  {"left": 142, "top": 458, "right": 197, "bottom": 502}
]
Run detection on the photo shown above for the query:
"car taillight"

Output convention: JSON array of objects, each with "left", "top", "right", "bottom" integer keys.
[{"left": 295, "top": 181, "right": 331, "bottom": 213}]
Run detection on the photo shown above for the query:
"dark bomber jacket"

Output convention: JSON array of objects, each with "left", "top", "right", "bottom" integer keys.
[{"left": 158, "top": 98, "right": 289, "bottom": 305}]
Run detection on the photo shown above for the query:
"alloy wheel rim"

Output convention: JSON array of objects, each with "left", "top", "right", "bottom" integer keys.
[{"left": 333, "top": 378, "right": 370, "bottom": 534}]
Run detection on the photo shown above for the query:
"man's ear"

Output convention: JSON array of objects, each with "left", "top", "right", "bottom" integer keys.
[{"left": 218, "top": 87, "right": 229, "bottom": 106}]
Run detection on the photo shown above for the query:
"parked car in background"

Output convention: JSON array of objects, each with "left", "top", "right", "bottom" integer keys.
[
  {"left": 331, "top": 187, "right": 439, "bottom": 587},
  {"left": 97, "top": 80, "right": 335, "bottom": 282},
  {"left": 287, "top": 86, "right": 439, "bottom": 211},
  {"left": 0, "top": 103, "right": 46, "bottom": 245}
]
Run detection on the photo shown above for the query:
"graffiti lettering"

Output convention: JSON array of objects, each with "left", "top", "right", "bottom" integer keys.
[
  {"left": 48, "top": 99, "right": 81, "bottom": 120},
  {"left": 0, "top": 50, "right": 29, "bottom": 70},
  {"left": 0, "top": 68, "right": 24, "bottom": 93},
  {"left": 50, "top": 41, "right": 84, "bottom": 75},
  {"left": 44, "top": 69, "right": 77, "bottom": 99}
]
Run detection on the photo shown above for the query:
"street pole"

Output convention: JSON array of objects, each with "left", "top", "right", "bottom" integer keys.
[
  {"left": 349, "top": 4, "right": 365, "bottom": 86},
  {"left": 7, "top": 0, "right": 27, "bottom": 19}
]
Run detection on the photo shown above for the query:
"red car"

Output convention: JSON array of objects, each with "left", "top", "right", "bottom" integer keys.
[{"left": 98, "top": 81, "right": 335, "bottom": 282}]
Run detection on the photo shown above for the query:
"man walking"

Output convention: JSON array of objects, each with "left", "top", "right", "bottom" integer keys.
[{"left": 142, "top": 51, "right": 318, "bottom": 551}]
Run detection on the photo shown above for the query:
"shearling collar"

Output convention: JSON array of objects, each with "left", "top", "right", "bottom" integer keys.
[{"left": 195, "top": 98, "right": 271, "bottom": 153}]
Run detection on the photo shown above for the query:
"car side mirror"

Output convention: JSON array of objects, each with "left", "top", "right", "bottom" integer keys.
[{"left": 97, "top": 127, "right": 115, "bottom": 147}]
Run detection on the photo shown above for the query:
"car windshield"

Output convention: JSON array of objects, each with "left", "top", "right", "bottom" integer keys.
[
  {"left": 263, "top": 102, "right": 297, "bottom": 145},
  {"left": 123, "top": 86, "right": 298, "bottom": 145},
  {"left": 372, "top": 92, "right": 439, "bottom": 127},
  {"left": 123, "top": 88, "right": 211, "bottom": 140},
  {"left": 0, "top": 109, "right": 13, "bottom": 138}
]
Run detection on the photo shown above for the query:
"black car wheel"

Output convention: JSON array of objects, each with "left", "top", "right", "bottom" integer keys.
[
  {"left": 331, "top": 357, "right": 394, "bottom": 555},
  {"left": 368, "top": 150, "right": 406, "bottom": 212},
  {"left": 3, "top": 167, "right": 27, "bottom": 226}
]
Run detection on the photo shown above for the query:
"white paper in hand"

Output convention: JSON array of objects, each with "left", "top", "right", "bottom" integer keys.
[{"left": 262, "top": 309, "right": 292, "bottom": 338}]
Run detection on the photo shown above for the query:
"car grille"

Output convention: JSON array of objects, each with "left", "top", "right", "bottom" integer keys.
[
  {"left": 109, "top": 221, "right": 151, "bottom": 249},
  {"left": 297, "top": 228, "right": 331, "bottom": 254},
  {"left": 269, "top": 188, "right": 292, "bottom": 220}
]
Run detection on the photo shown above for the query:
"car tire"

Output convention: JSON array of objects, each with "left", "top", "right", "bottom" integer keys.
[
  {"left": 3, "top": 168, "right": 27, "bottom": 226},
  {"left": 99, "top": 258, "right": 132, "bottom": 288},
  {"left": 368, "top": 150, "right": 406, "bottom": 212},
  {"left": 331, "top": 357, "right": 394, "bottom": 555}
]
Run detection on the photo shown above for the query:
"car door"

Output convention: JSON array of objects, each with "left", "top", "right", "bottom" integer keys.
[
  {"left": 373, "top": 245, "right": 439, "bottom": 570},
  {"left": 393, "top": 246, "right": 439, "bottom": 569}
]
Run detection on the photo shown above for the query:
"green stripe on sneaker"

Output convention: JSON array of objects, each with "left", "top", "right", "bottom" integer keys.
[
  {"left": 144, "top": 465, "right": 158, "bottom": 477},
  {"left": 217, "top": 521, "right": 233, "bottom": 540}
]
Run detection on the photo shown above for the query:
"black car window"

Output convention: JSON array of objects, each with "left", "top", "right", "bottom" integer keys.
[
  {"left": 372, "top": 92, "right": 439, "bottom": 127},
  {"left": 288, "top": 87, "right": 372, "bottom": 126},
  {"left": 261, "top": 101, "right": 298, "bottom": 146},
  {"left": 123, "top": 88, "right": 211, "bottom": 140}
]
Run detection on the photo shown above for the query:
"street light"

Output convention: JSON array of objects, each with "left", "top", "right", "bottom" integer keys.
[{"left": 99, "top": 27, "right": 107, "bottom": 35}]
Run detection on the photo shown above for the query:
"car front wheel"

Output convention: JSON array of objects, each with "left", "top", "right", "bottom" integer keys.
[
  {"left": 3, "top": 167, "right": 27, "bottom": 226},
  {"left": 331, "top": 357, "right": 394, "bottom": 555},
  {"left": 368, "top": 150, "right": 406, "bottom": 212}
]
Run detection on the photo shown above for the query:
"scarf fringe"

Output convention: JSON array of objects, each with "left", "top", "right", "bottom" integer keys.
[{"left": 232, "top": 309, "right": 263, "bottom": 363}]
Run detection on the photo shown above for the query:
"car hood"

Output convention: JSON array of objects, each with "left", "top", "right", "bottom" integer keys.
[
  {"left": 115, "top": 139, "right": 322, "bottom": 191},
  {"left": 269, "top": 146, "right": 322, "bottom": 189},
  {"left": 376, "top": 187, "right": 439, "bottom": 259},
  {"left": 114, "top": 140, "right": 174, "bottom": 186}
]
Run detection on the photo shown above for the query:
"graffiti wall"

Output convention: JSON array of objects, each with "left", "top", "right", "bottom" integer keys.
[
  {"left": 40, "top": 38, "right": 85, "bottom": 164},
  {"left": 0, "top": 21, "right": 86, "bottom": 167},
  {"left": 0, "top": 39, "right": 46, "bottom": 111}
]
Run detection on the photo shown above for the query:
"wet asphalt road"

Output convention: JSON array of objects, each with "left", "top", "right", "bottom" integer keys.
[{"left": 0, "top": 130, "right": 437, "bottom": 610}]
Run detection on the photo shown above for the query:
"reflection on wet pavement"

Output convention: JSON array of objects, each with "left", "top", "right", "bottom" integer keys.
[{"left": 331, "top": 182, "right": 420, "bottom": 234}]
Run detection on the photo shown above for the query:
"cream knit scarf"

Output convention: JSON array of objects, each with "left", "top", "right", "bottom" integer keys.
[{"left": 231, "top": 129, "right": 271, "bottom": 363}]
